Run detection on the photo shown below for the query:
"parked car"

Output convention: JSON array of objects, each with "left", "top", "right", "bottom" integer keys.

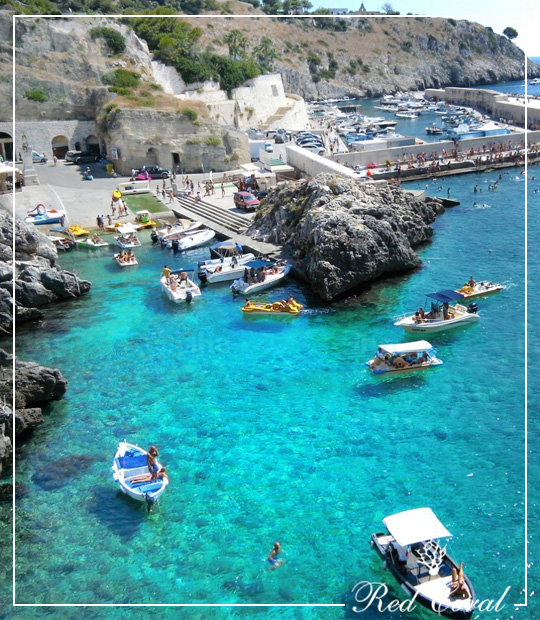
[
  {"left": 66, "top": 150, "right": 100, "bottom": 164},
  {"left": 264, "top": 142, "right": 274, "bottom": 153},
  {"left": 233, "top": 191, "right": 261, "bottom": 211},
  {"left": 31, "top": 150, "right": 47, "bottom": 163},
  {"left": 255, "top": 189, "right": 269, "bottom": 200},
  {"left": 142, "top": 165, "right": 171, "bottom": 179}
]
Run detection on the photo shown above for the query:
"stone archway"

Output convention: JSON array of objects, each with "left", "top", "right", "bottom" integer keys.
[
  {"left": 51, "top": 135, "right": 69, "bottom": 159},
  {"left": 86, "top": 134, "right": 100, "bottom": 155},
  {"left": 145, "top": 147, "right": 158, "bottom": 166},
  {"left": 0, "top": 132, "right": 13, "bottom": 161}
]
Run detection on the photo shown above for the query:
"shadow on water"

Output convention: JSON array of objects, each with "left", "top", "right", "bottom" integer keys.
[
  {"left": 31, "top": 454, "right": 101, "bottom": 491},
  {"left": 354, "top": 374, "right": 428, "bottom": 399},
  {"left": 86, "top": 484, "right": 147, "bottom": 542},
  {"left": 233, "top": 317, "right": 291, "bottom": 334}
]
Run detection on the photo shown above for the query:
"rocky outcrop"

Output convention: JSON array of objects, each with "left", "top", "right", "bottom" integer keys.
[
  {"left": 0, "top": 212, "right": 91, "bottom": 334},
  {"left": 249, "top": 175, "right": 444, "bottom": 300},
  {"left": 0, "top": 349, "right": 67, "bottom": 477}
]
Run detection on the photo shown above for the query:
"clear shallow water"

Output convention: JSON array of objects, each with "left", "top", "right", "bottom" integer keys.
[{"left": 2, "top": 165, "right": 538, "bottom": 618}]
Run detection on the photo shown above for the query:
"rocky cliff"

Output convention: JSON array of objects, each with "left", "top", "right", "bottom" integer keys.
[
  {"left": 249, "top": 175, "right": 444, "bottom": 300},
  {"left": 0, "top": 213, "right": 91, "bottom": 334}
]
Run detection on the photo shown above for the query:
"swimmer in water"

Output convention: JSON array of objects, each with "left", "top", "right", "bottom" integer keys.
[{"left": 267, "top": 542, "right": 283, "bottom": 569}]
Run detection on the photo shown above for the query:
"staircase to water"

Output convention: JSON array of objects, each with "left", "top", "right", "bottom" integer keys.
[{"left": 172, "top": 194, "right": 251, "bottom": 234}]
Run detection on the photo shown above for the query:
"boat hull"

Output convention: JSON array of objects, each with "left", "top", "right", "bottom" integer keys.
[
  {"left": 231, "top": 265, "right": 291, "bottom": 295},
  {"left": 455, "top": 283, "right": 503, "bottom": 300},
  {"left": 366, "top": 358, "right": 442, "bottom": 374},
  {"left": 395, "top": 314, "right": 479, "bottom": 333},
  {"left": 370, "top": 533, "right": 474, "bottom": 620},
  {"left": 160, "top": 276, "right": 201, "bottom": 303}
]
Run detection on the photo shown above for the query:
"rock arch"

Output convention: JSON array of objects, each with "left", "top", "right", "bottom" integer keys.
[
  {"left": 51, "top": 135, "right": 69, "bottom": 159},
  {"left": 86, "top": 134, "right": 100, "bottom": 155}
]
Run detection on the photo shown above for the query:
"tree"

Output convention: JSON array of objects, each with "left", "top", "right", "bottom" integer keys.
[
  {"left": 381, "top": 2, "right": 393, "bottom": 13},
  {"left": 253, "top": 36, "right": 279, "bottom": 70},
  {"left": 223, "top": 29, "right": 249, "bottom": 59},
  {"left": 503, "top": 26, "right": 518, "bottom": 40}
]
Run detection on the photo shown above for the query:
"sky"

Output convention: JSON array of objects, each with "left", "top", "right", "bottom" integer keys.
[{"left": 314, "top": 0, "right": 540, "bottom": 57}]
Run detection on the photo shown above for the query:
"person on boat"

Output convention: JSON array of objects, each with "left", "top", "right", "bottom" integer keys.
[
  {"left": 417, "top": 352, "right": 429, "bottom": 364},
  {"left": 467, "top": 276, "right": 477, "bottom": 288},
  {"left": 179, "top": 271, "right": 188, "bottom": 283},
  {"left": 243, "top": 268, "right": 249, "bottom": 283},
  {"left": 127, "top": 250, "right": 135, "bottom": 262},
  {"left": 393, "top": 356, "right": 409, "bottom": 369},
  {"left": 442, "top": 302, "right": 450, "bottom": 320},
  {"left": 450, "top": 562, "right": 471, "bottom": 599},
  {"left": 162, "top": 265, "right": 171, "bottom": 281},
  {"left": 147, "top": 446, "right": 160, "bottom": 481},
  {"left": 170, "top": 276, "right": 177, "bottom": 292},
  {"left": 267, "top": 542, "right": 283, "bottom": 569},
  {"left": 129, "top": 467, "right": 168, "bottom": 484},
  {"left": 231, "top": 255, "right": 238, "bottom": 268}
]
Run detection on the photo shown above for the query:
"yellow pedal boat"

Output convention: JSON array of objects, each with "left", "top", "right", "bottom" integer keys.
[
  {"left": 241, "top": 299, "right": 303, "bottom": 315},
  {"left": 68, "top": 224, "right": 90, "bottom": 237}
]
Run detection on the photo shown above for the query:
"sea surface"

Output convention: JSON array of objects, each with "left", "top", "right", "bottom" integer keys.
[{"left": 1, "top": 162, "right": 537, "bottom": 619}]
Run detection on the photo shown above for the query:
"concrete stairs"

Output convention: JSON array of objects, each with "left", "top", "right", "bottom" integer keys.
[
  {"left": 263, "top": 105, "right": 292, "bottom": 130},
  {"left": 172, "top": 194, "right": 251, "bottom": 234}
]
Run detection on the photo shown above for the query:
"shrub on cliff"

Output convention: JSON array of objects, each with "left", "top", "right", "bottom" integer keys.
[
  {"left": 23, "top": 88, "right": 48, "bottom": 102},
  {"left": 101, "top": 69, "right": 140, "bottom": 89},
  {"left": 90, "top": 27, "right": 126, "bottom": 55}
]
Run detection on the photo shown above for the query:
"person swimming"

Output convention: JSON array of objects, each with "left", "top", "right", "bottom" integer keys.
[{"left": 267, "top": 542, "right": 283, "bottom": 569}]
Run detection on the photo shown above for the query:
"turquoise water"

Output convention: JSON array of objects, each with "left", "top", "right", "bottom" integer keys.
[{"left": 2, "top": 165, "right": 538, "bottom": 618}]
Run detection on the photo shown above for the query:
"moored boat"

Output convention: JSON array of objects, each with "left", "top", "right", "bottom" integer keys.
[
  {"left": 48, "top": 235, "right": 75, "bottom": 251},
  {"left": 25, "top": 204, "right": 66, "bottom": 225},
  {"left": 455, "top": 280, "right": 503, "bottom": 299},
  {"left": 134, "top": 210, "right": 157, "bottom": 228},
  {"left": 370, "top": 508, "right": 475, "bottom": 619},
  {"left": 161, "top": 228, "right": 215, "bottom": 251},
  {"left": 198, "top": 252, "right": 256, "bottom": 283},
  {"left": 112, "top": 441, "right": 168, "bottom": 509},
  {"left": 157, "top": 218, "right": 202, "bottom": 241},
  {"left": 366, "top": 340, "right": 442, "bottom": 374},
  {"left": 209, "top": 239, "right": 246, "bottom": 260},
  {"left": 68, "top": 224, "right": 91, "bottom": 237},
  {"left": 160, "top": 269, "right": 202, "bottom": 303},
  {"left": 394, "top": 291, "right": 479, "bottom": 334},
  {"left": 241, "top": 297, "right": 303, "bottom": 315},
  {"left": 76, "top": 234, "right": 108, "bottom": 249},
  {"left": 230, "top": 261, "right": 291, "bottom": 296},
  {"left": 114, "top": 223, "right": 141, "bottom": 249}
]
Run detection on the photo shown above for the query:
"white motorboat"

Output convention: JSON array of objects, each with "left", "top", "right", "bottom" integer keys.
[
  {"left": 47, "top": 235, "right": 75, "bottom": 251},
  {"left": 112, "top": 441, "right": 168, "bottom": 509},
  {"left": 162, "top": 228, "right": 215, "bottom": 251},
  {"left": 209, "top": 239, "right": 246, "bottom": 260},
  {"left": 366, "top": 340, "right": 443, "bottom": 374},
  {"left": 157, "top": 218, "right": 202, "bottom": 241},
  {"left": 25, "top": 204, "right": 66, "bottom": 225},
  {"left": 395, "top": 111, "right": 418, "bottom": 119},
  {"left": 114, "top": 223, "right": 141, "bottom": 249},
  {"left": 160, "top": 269, "right": 202, "bottom": 303},
  {"left": 76, "top": 234, "right": 108, "bottom": 249},
  {"left": 394, "top": 290, "right": 479, "bottom": 334},
  {"left": 230, "top": 260, "right": 291, "bottom": 296},
  {"left": 530, "top": 78, "right": 540, "bottom": 85},
  {"left": 198, "top": 253, "right": 256, "bottom": 284},
  {"left": 114, "top": 252, "right": 138, "bottom": 267},
  {"left": 371, "top": 508, "right": 475, "bottom": 619},
  {"left": 455, "top": 280, "right": 504, "bottom": 299}
]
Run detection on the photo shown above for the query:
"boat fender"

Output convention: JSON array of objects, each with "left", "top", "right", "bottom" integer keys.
[
  {"left": 467, "top": 302, "right": 478, "bottom": 314},
  {"left": 186, "top": 290, "right": 193, "bottom": 303}
]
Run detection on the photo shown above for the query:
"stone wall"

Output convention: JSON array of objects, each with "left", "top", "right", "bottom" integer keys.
[
  {"left": 0, "top": 120, "right": 99, "bottom": 161},
  {"left": 285, "top": 144, "right": 358, "bottom": 179}
]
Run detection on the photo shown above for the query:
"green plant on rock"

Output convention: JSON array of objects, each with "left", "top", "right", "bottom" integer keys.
[
  {"left": 89, "top": 27, "right": 126, "bottom": 55},
  {"left": 23, "top": 88, "right": 48, "bottom": 101},
  {"left": 204, "top": 136, "right": 222, "bottom": 147},
  {"left": 102, "top": 69, "right": 140, "bottom": 89},
  {"left": 181, "top": 108, "right": 198, "bottom": 121}
]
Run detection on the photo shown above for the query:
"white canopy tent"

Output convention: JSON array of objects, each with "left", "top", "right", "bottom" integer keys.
[
  {"left": 379, "top": 341, "right": 433, "bottom": 355},
  {"left": 383, "top": 508, "right": 452, "bottom": 547}
]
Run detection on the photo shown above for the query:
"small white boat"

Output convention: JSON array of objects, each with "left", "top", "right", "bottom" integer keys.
[
  {"left": 394, "top": 290, "right": 479, "bottom": 334},
  {"left": 209, "top": 239, "right": 246, "bottom": 260},
  {"left": 76, "top": 235, "right": 108, "bottom": 249},
  {"left": 530, "top": 78, "right": 540, "bottom": 85},
  {"left": 455, "top": 280, "right": 504, "bottom": 299},
  {"left": 366, "top": 340, "right": 443, "bottom": 374},
  {"left": 112, "top": 441, "right": 168, "bottom": 508},
  {"left": 395, "top": 111, "right": 418, "bottom": 119},
  {"left": 25, "top": 204, "right": 66, "bottom": 225},
  {"left": 230, "top": 260, "right": 291, "bottom": 296},
  {"left": 160, "top": 270, "right": 202, "bottom": 303},
  {"left": 114, "top": 252, "right": 138, "bottom": 267},
  {"left": 198, "top": 253, "right": 256, "bottom": 284},
  {"left": 114, "top": 223, "right": 141, "bottom": 248},
  {"left": 157, "top": 218, "right": 202, "bottom": 241},
  {"left": 48, "top": 235, "right": 75, "bottom": 251},
  {"left": 162, "top": 228, "right": 215, "bottom": 251},
  {"left": 371, "top": 508, "right": 475, "bottom": 619}
]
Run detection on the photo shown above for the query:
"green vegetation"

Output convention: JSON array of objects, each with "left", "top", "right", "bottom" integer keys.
[
  {"left": 23, "top": 88, "right": 48, "bottom": 101},
  {"left": 102, "top": 69, "right": 140, "bottom": 88},
  {"left": 204, "top": 136, "right": 222, "bottom": 146},
  {"left": 123, "top": 193, "right": 165, "bottom": 214},
  {"left": 89, "top": 26, "right": 125, "bottom": 54},
  {"left": 181, "top": 108, "right": 198, "bottom": 121},
  {"left": 503, "top": 26, "right": 518, "bottom": 40}
]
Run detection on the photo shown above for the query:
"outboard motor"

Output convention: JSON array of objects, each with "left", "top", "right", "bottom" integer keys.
[
  {"left": 198, "top": 270, "right": 207, "bottom": 284},
  {"left": 171, "top": 239, "right": 179, "bottom": 252},
  {"left": 150, "top": 230, "right": 158, "bottom": 244},
  {"left": 467, "top": 302, "right": 478, "bottom": 314},
  {"left": 186, "top": 290, "right": 193, "bottom": 304}
]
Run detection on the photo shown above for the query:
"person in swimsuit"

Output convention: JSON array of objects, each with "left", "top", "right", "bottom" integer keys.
[
  {"left": 267, "top": 542, "right": 282, "bottom": 569},
  {"left": 147, "top": 446, "right": 160, "bottom": 481},
  {"left": 450, "top": 562, "right": 471, "bottom": 599},
  {"left": 129, "top": 467, "right": 168, "bottom": 484}
]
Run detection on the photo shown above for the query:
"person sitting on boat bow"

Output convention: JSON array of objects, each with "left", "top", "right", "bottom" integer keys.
[{"left": 450, "top": 562, "right": 471, "bottom": 599}]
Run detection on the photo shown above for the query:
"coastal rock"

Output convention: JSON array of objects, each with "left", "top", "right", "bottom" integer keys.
[
  {"left": 15, "top": 408, "right": 45, "bottom": 436},
  {"left": 0, "top": 212, "right": 92, "bottom": 333},
  {"left": 249, "top": 174, "right": 444, "bottom": 300},
  {"left": 0, "top": 403, "right": 12, "bottom": 477},
  {"left": 15, "top": 358, "right": 67, "bottom": 408}
]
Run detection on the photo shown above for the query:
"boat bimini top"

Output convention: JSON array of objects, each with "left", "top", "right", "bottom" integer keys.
[
  {"left": 426, "top": 290, "right": 464, "bottom": 303},
  {"left": 378, "top": 341, "right": 433, "bottom": 355},
  {"left": 383, "top": 508, "right": 452, "bottom": 547}
]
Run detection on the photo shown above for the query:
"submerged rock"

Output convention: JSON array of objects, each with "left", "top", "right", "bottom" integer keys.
[{"left": 249, "top": 174, "right": 444, "bottom": 300}]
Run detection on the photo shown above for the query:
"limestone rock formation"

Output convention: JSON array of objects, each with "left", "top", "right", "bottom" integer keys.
[
  {"left": 0, "top": 212, "right": 91, "bottom": 333},
  {"left": 249, "top": 174, "right": 444, "bottom": 300}
]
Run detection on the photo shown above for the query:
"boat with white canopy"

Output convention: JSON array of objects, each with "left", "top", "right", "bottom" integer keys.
[
  {"left": 371, "top": 508, "right": 475, "bottom": 619},
  {"left": 114, "top": 223, "right": 141, "bottom": 249},
  {"left": 157, "top": 218, "right": 202, "bottom": 241},
  {"left": 366, "top": 340, "right": 442, "bottom": 374},
  {"left": 394, "top": 291, "right": 479, "bottom": 334}
]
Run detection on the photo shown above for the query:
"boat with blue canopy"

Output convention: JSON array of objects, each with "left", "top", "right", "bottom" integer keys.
[
  {"left": 394, "top": 290, "right": 479, "bottom": 333},
  {"left": 366, "top": 340, "right": 443, "bottom": 374},
  {"left": 112, "top": 441, "right": 168, "bottom": 509}
]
